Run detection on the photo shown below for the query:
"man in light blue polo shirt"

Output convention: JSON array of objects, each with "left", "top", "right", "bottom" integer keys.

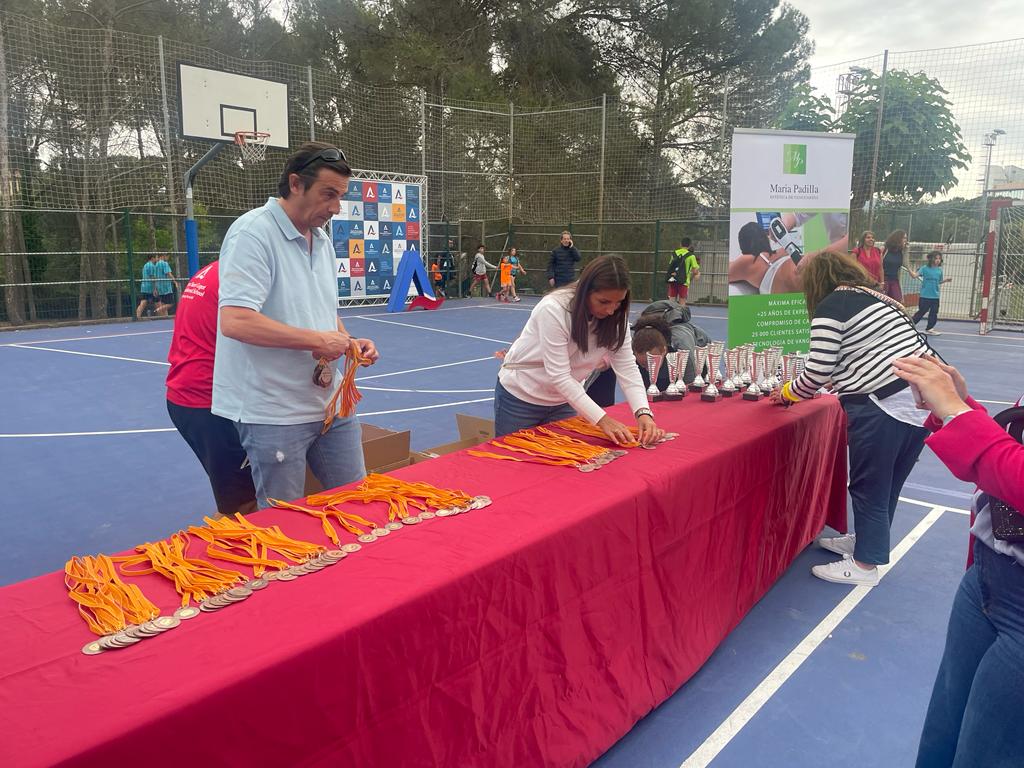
[{"left": 212, "top": 142, "right": 379, "bottom": 507}]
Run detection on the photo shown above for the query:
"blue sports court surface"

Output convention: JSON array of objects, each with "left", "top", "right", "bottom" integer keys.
[{"left": 1, "top": 298, "right": 1021, "bottom": 766}]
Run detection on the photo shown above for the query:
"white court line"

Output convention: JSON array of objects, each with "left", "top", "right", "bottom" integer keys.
[
  {"left": 930, "top": 337, "right": 1024, "bottom": 350},
  {"left": 0, "top": 427, "right": 177, "bottom": 438},
  {"left": 932, "top": 330, "right": 1023, "bottom": 341},
  {"left": 681, "top": 505, "right": 946, "bottom": 768},
  {"left": 0, "top": 328, "right": 173, "bottom": 346},
  {"left": 9, "top": 344, "right": 170, "bottom": 366},
  {"left": 977, "top": 399, "right": 1015, "bottom": 406},
  {"left": 359, "top": 355, "right": 496, "bottom": 381},
  {"left": 353, "top": 315, "right": 512, "bottom": 344},
  {"left": 361, "top": 385, "right": 493, "bottom": 393},
  {"left": 0, "top": 398, "right": 495, "bottom": 437},
  {"left": 360, "top": 397, "right": 492, "bottom": 416},
  {"left": 898, "top": 495, "right": 971, "bottom": 515}
]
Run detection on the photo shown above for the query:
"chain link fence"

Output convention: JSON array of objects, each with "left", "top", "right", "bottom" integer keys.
[
  {"left": 2, "top": 9, "right": 1023, "bottom": 326},
  {"left": 991, "top": 205, "right": 1024, "bottom": 329}
]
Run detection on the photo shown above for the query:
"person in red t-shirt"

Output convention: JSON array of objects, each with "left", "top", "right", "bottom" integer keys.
[
  {"left": 852, "top": 230, "right": 883, "bottom": 286},
  {"left": 165, "top": 262, "right": 256, "bottom": 514}
]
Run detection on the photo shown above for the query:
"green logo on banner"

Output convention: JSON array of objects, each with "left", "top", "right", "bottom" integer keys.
[{"left": 783, "top": 144, "right": 807, "bottom": 175}]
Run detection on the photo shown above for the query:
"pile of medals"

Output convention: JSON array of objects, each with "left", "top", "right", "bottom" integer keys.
[
  {"left": 68, "top": 475, "right": 488, "bottom": 655},
  {"left": 468, "top": 418, "right": 678, "bottom": 473}
]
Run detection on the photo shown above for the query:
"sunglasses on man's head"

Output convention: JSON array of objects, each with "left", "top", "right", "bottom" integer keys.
[{"left": 294, "top": 148, "right": 348, "bottom": 174}]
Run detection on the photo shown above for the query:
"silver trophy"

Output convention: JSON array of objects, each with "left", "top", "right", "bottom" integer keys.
[
  {"left": 689, "top": 346, "right": 709, "bottom": 393},
  {"left": 645, "top": 352, "right": 665, "bottom": 401},
  {"left": 732, "top": 345, "right": 747, "bottom": 391},
  {"left": 759, "top": 348, "right": 776, "bottom": 395},
  {"left": 663, "top": 351, "right": 684, "bottom": 401},
  {"left": 782, "top": 353, "right": 798, "bottom": 387},
  {"left": 761, "top": 347, "right": 775, "bottom": 392},
  {"left": 721, "top": 348, "right": 738, "bottom": 397},
  {"left": 701, "top": 342, "right": 724, "bottom": 402},
  {"left": 740, "top": 344, "right": 753, "bottom": 387},
  {"left": 673, "top": 348, "right": 689, "bottom": 398},
  {"left": 743, "top": 349, "right": 763, "bottom": 401}
]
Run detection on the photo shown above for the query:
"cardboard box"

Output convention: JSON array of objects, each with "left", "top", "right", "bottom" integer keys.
[
  {"left": 411, "top": 413, "right": 495, "bottom": 462},
  {"left": 304, "top": 423, "right": 412, "bottom": 494}
]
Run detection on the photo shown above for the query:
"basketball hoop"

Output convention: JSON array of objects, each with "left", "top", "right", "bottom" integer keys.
[{"left": 234, "top": 131, "right": 271, "bottom": 164}]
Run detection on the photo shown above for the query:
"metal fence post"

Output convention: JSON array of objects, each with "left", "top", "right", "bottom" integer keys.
[
  {"left": 597, "top": 93, "right": 607, "bottom": 256},
  {"left": 652, "top": 219, "right": 661, "bottom": 301},
  {"left": 123, "top": 208, "right": 136, "bottom": 319},
  {"left": 308, "top": 66, "right": 316, "bottom": 140},
  {"left": 420, "top": 88, "right": 427, "bottom": 181},
  {"left": 867, "top": 49, "right": 889, "bottom": 231},
  {"left": 508, "top": 101, "right": 514, "bottom": 223},
  {"left": 157, "top": 35, "right": 182, "bottom": 274}
]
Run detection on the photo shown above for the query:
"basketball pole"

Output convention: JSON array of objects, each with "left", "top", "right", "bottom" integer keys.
[{"left": 183, "top": 142, "right": 227, "bottom": 277}]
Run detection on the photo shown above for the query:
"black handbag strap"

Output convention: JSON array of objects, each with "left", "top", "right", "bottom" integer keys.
[{"left": 994, "top": 406, "right": 1024, "bottom": 444}]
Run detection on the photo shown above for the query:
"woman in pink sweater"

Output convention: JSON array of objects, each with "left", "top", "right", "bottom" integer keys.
[{"left": 891, "top": 355, "right": 1024, "bottom": 768}]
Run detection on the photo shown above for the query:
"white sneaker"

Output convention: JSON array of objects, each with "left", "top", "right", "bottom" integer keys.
[
  {"left": 818, "top": 533, "right": 855, "bottom": 557},
  {"left": 812, "top": 555, "right": 879, "bottom": 586},
  {"left": 925, "top": 329, "right": 942, "bottom": 336}
]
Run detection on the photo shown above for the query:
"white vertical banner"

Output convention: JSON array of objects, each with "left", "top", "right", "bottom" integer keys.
[{"left": 727, "top": 128, "right": 855, "bottom": 351}]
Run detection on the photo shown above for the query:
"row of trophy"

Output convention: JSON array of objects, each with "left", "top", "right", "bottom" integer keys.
[{"left": 644, "top": 344, "right": 808, "bottom": 404}]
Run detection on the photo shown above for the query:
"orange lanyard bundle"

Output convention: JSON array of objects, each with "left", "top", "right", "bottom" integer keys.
[
  {"left": 321, "top": 344, "right": 370, "bottom": 433},
  {"left": 469, "top": 427, "right": 619, "bottom": 472},
  {"left": 554, "top": 416, "right": 640, "bottom": 447},
  {"left": 271, "top": 473, "right": 486, "bottom": 543},
  {"left": 66, "top": 554, "right": 159, "bottom": 636},
  {"left": 267, "top": 496, "right": 379, "bottom": 545},
  {"left": 115, "top": 532, "right": 244, "bottom": 607},
  {"left": 187, "top": 514, "right": 325, "bottom": 574}
]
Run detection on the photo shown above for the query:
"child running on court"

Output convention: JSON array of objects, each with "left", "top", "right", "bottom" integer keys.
[
  {"left": 497, "top": 253, "right": 515, "bottom": 302},
  {"left": 507, "top": 247, "right": 526, "bottom": 302}
]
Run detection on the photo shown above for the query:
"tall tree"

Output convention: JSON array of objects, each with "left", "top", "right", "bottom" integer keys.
[
  {"left": 580, "top": 0, "right": 813, "bottom": 215},
  {"left": 837, "top": 67, "right": 971, "bottom": 213}
]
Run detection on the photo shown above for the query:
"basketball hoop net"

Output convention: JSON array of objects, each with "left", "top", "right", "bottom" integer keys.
[{"left": 234, "top": 131, "right": 271, "bottom": 164}]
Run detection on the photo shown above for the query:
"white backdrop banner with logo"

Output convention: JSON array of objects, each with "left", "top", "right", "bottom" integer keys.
[{"left": 726, "top": 128, "right": 855, "bottom": 352}]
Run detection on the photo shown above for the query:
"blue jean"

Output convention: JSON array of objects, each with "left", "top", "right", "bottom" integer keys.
[
  {"left": 235, "top": 416, "right": 365, "bottom": 508},
  {"left": 843, "top": 397, "right": 927, "bottom": 564},
  {"left": 916, "top": 541, "right": 1024, "bottom": 767},
  {"left": 494, "top": 381, "right": 576, "bottom": 437}
]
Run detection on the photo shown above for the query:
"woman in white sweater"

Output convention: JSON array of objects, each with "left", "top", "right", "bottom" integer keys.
[{"left": 496, "top": 255, "right": 663, "bottom": 446}]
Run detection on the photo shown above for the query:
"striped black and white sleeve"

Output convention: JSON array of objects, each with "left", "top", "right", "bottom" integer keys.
[{"left": 791, "top": 315, "right": 843, "bottom": 399}]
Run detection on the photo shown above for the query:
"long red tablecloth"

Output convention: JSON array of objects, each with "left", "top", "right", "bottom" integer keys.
[{"left": 0, "top": 396, "right": 847, "bottom": 768}]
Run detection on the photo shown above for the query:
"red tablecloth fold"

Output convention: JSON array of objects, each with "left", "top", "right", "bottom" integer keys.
[{"left": 0, "top": 397, "right": 847, "bottom": 768}]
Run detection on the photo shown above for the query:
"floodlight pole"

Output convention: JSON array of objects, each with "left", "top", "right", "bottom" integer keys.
[{"left": 183, "top": 142, "right": 227, "bottom": 277}]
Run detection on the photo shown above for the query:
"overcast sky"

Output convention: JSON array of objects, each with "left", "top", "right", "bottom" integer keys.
[
  {"left": 792, "top": 0, "right": 1024, "bottom": 67},
  {"left": 791, "top": 0, "right": 1024, "bottom": 195}
]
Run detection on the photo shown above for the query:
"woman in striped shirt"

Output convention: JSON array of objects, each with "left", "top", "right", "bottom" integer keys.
[{"left": 775, "top": 251, "right": 929, "bottom": 586}]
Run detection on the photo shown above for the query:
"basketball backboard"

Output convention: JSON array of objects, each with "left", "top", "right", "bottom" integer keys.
[{"left": 177, "top": 63, "right": 290, "bottom": 149}]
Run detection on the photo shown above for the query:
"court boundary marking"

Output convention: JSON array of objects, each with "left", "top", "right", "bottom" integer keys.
[
  {"left": 9, "top": 343, "right": 171, "bottom": 366},
  {"left": 681, "top": 504, "right": 948, "bottom": 767}
]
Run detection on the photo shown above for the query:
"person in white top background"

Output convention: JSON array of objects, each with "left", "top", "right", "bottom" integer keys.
[{"left": 495, "top": 255, "right": 664, "bottom": 446}]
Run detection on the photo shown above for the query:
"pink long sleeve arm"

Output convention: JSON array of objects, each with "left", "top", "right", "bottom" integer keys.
[
  {"left": 926, "top": 407, "right": 1024, "bottom": 511},
  {"left": 923, "top": 396, "right": 986, "bottom": 433}
]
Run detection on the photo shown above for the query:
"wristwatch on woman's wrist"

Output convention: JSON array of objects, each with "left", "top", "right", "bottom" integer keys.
[
  {"left": 634, "top": 408, "right": 653, "bottom": 419},
  {"left": 941, "top": 408, "right": 971, "bottom": 427}
]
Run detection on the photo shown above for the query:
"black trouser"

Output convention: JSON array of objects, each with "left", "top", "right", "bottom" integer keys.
[
  {"left": 585, "top": 368, "right": 618, "bottom": 408},
  {"left": 166, "top": 400, "right": 256, "bottom": 514},
  {"left": 913, "top": 297, "right": 940, "bottom": 329}
]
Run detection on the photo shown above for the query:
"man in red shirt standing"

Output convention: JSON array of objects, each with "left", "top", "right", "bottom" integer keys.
[{"left": 166, "top": 262, "right": 256, "bottom": 515}]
